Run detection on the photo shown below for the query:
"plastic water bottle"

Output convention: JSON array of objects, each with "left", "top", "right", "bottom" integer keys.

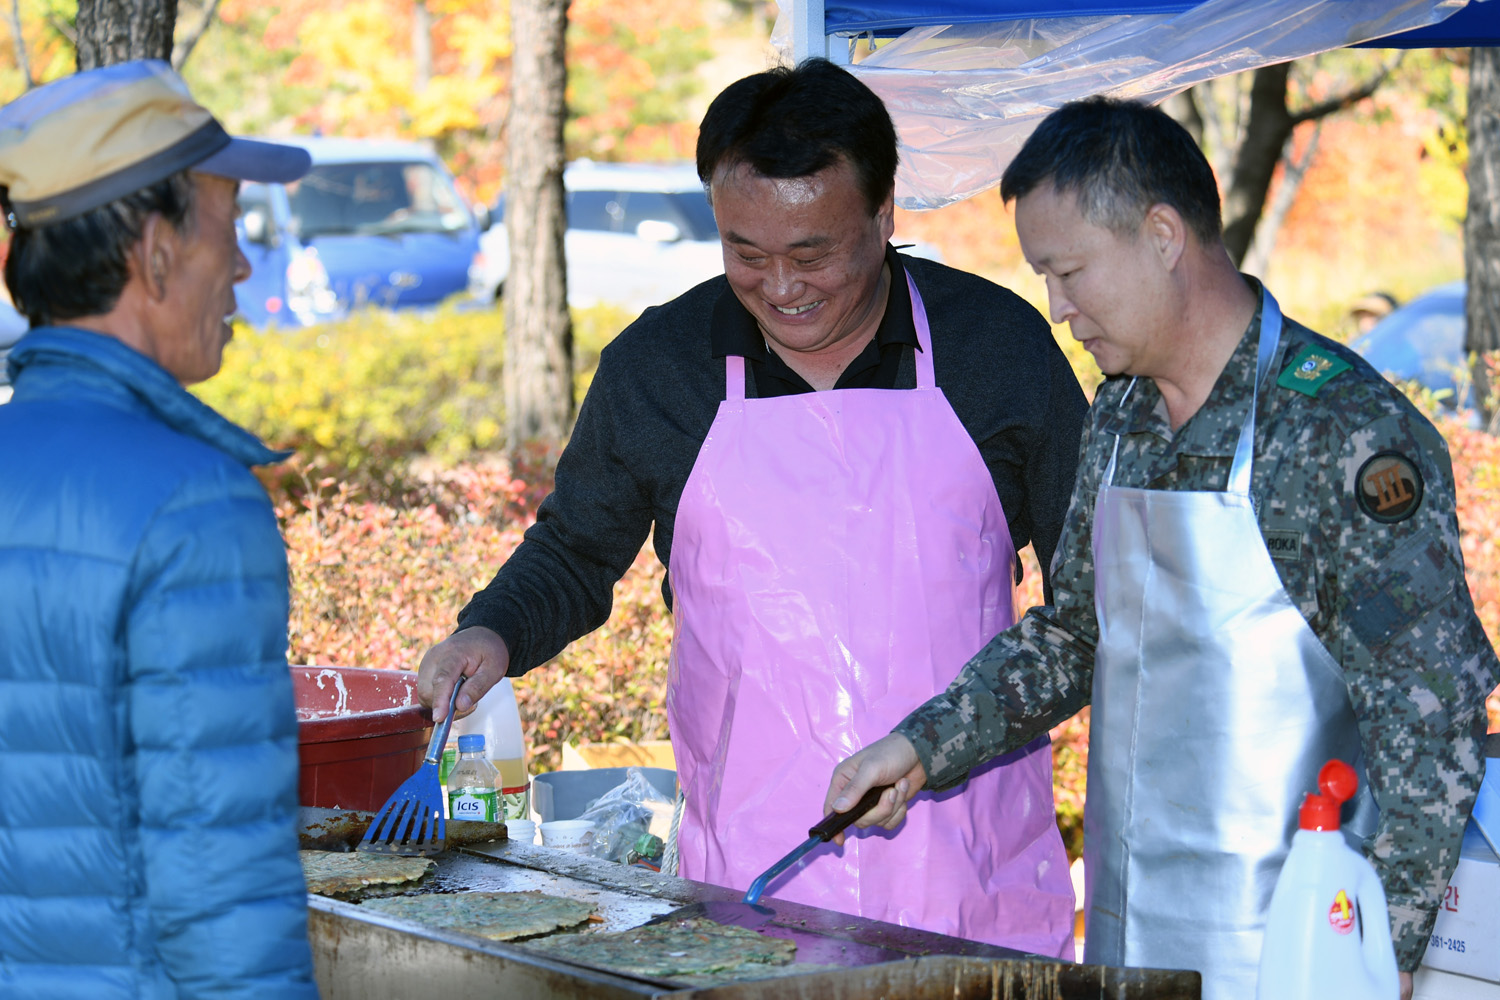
[
  {"left": 438, "top": 742, "right": 459, "bottom": 818},
  {"left": 447, "top": 734, "right": 500, "bottom": 822},
  {"left": 454, "top": 677, "right": 530, "bottom": 822},
  {"left": 1255, "top": 759, "right": 1399, "bottom": 1000}
]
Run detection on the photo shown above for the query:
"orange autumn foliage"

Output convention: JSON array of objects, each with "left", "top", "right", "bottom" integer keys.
[
  {"left": 213, "top": 0, "right": 715, "bottom": 204},
  {"left": 1274, "top": 114, "right": 1463, "bottom": 302},
  {"left": 1442, "top": 419, "right": 1500, "bottom": 730}
]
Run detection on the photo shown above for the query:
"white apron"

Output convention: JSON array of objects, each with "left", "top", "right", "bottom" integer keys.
[
  {"left": 667, "top": 275, "right": 1075, "bottom": 956},
  {"left": 1084, "top": 290, "right": 1378, "bottom": 996}
]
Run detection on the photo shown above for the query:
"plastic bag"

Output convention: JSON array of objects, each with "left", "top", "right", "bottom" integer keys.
[
  {"left": 770, "top": 0, "right": 1467, "bottom": 209},
  {"left": 576, "top": 767, "right": 676, "bottom": 864}
]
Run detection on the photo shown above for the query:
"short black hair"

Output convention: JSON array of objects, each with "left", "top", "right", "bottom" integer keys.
[
  {"left": 1000, "top": 97, "right": 1222, "bottom": 246},
  {"left": 696, "top": 58, "right": 897, "bottom": 217},
  {"left": 3, "top": 170, "right": 196, "bottom": 327}
]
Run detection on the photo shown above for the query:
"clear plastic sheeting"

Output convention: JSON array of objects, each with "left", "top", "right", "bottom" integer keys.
[{"left": 772, "top": 0, "right": 1473, "bottom": 209}]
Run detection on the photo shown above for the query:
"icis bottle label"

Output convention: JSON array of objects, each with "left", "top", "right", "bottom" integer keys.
[{"left": 449, "top": 786, "right": 499, "bottom": 822}]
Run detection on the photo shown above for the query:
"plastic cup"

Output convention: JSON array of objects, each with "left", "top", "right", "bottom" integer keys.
[
  {"left": 506, "top": 819, "right": 538, "bottom": 845},
  {"left": 540, "top": 819, "right": 595, "bottom": 853}
]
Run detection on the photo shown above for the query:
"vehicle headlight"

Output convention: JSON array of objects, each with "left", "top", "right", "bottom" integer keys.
[
  {"left": 468, "top": 250, "right": 489, "bottom": 298},
  {"left": 286, "top": 247, "right": 340, "bottom": 321}
]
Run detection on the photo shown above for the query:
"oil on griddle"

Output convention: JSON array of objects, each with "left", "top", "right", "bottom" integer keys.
[
  {"left": 522, "top": 914, "right": 798, "bottom": 978},
  {"left": 299, "top": 850, "right": 436, "bottom": 898},
  {"left": 361, "top": 890, "right": 599, "bottom": 941}
]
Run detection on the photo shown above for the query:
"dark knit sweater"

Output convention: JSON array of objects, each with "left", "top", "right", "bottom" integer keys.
[{"left": 459, "top": 251, "right": 1089, "bottom": 675}]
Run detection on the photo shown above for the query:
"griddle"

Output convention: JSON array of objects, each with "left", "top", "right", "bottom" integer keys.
[{"left": 299, "top": 806, "right": 1202, "bottom": 999}]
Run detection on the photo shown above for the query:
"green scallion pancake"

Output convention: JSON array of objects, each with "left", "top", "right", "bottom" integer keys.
[
  {"left": 299, "top": 850, "right": 435, "bottom": 898},
  {"left": 524, "top": 915, "right": 796, "bottom": 978},
  {"left": 361, "top": 890, "right": 598, "bottom": 941}
]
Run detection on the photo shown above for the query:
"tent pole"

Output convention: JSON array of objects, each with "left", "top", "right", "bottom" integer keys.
[{"left": 789, "top": 0, "right": 851, "bottom": 65}]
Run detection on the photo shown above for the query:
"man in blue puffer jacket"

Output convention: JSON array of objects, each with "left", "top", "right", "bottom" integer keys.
[{"left": 0, "top": 61, "right": 319, "bottom": 998}]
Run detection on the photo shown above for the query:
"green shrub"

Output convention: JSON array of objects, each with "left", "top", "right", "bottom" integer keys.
[
  {"left": 196, "top": 302, "right": 640, "bottom": 486},
  {"left": 196, "top": 304, "right": 508, "bottom": 474}
]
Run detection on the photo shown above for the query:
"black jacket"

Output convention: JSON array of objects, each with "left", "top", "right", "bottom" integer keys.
[{"left": 460, "top": 251, "right": 1088, "bottom": 674}]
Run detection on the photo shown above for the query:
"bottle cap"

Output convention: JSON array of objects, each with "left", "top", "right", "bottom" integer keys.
[
  {"left": 1298, "top": 758, "right": 1358, "bottom": 831},
  {"left": 457, "top": 733, "right": 486, "bottom": 753}
]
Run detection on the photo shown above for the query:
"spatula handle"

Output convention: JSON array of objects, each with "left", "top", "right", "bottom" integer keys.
[
  {"left": 423, "top": 675, "right": 467, "bottom": 764},
  {"left": 808, "top": 783, "right": 895, "bottom": 842}
]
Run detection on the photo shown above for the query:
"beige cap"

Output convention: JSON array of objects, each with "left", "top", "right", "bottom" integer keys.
[{"left": 0, "top": 59, "right": 309, "bottom": 227}]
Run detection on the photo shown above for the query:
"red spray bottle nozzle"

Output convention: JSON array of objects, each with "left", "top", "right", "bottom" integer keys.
[{"left": 1298, "top": 759, "right": 1359, "bottom": 831}]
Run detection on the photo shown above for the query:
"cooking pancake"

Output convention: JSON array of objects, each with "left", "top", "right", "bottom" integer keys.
[
  {"left": 361, "top": 890, "right": 598, "bottom": 941},
  {"left": 524, "top": 915, "right": 797, "bottom": 977},
  {"left": 300, "top": 850, "right": 435, "bottom": 897}
]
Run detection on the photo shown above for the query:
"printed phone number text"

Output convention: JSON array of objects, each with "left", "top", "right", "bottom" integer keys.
[{"left": 1429, "top": 934, "right": 1467, "bottom": 953}]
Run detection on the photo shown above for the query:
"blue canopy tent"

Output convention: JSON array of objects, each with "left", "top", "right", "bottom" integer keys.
[
  {"left": 815, "top": 0, "right": 1500, "bottom": 45},
  {"left": 775, "top": 0, "right": 1497, "bottom": 207}
]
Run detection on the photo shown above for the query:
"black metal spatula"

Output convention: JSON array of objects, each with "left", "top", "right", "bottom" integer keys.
[
  {"left": 646, "top": 783, "right": 894, "bottom": 930},
  {"left": 358, "top": 675, "right": 466, "bottom": 856}
]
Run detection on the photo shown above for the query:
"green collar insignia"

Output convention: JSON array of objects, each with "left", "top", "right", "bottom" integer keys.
[{"left": 1277, "top": 344, "right": 1352, "bottom": 397}]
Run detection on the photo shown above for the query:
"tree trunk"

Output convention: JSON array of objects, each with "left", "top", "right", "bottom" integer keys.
[
  {"left": 75, "top": 0, "right": 176, "bottom": 70},
  {"left": 8, "top": 0, "right": 32, "bottom": 88},
  {"left": 413, "top": 0, "right": 432, "bottom": 93},
  {"left": 1163, "top": 89, "right": 1204, "bottom": 147},
  {"left": 503, "top": 0, "right": 573, "bottom": 451},
  {"left": 171, "top": 0, "right": 222, "bottom": 72},
  {"left": 1221, "top": 64, "right": 1295, "bottom": 267},
  {"left": 1466, "top": 47, "right": 1500, "bottom": 422},
  {"left": 1241, "top": 122, "right": 1321, "bottom": 280},
  {"left": 1167, "top": 80, "right": 1241, "bottom": 184},
  {"left": 1219, "top": 57, "right": 1396, "bottom": 269}
]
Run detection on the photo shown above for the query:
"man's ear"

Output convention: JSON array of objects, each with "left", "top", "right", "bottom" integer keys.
[
  {"left": 1144, "top": 202, "right": 1187, "bottom": 272},
  {"left": 876, "top": 191, "right": 895, "bottom": 243},
  {"left": 133, "top": 213, "right": 175, "bottom": 303}
]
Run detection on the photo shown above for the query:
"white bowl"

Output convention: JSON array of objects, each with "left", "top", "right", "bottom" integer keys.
[{"left": 540, "top": 819, "right": 595, "bottom": 853}]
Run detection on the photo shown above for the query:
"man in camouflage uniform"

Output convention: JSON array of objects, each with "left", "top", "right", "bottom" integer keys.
[{"left": 824, "top": 97, "right": 1496, "bottom": 1000}]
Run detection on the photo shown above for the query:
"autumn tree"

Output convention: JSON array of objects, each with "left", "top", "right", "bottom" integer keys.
[
  {"left": 504, "top": 0, "right": 571, "bottom": 450},
  {"left": 566, "top": 0, "right": 710, "bottom": 161},
  {"left": 0, "top": 0, "right": 219, "bottom": 84},
  {"left": 1166, "top": 52, "right": 1401, "bottom": 270},
  {"left": 4, "top": 0, "right": 34, "bottom": 87},
  {"left": 1466, "top": 46, "right": 1499, "bottom": 416},
  {"left": 75, "top": 0, "right": 173, "bottom": 69}
]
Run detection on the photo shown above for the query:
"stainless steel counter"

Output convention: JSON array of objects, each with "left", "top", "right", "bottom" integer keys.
[{"left": 305, "top": 833, "right": 1201, "bottom": 999}]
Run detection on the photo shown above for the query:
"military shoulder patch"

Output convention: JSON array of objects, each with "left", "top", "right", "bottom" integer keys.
[
  {"left": 1356, "top": 451, "right": 1424, "bottom": 523},
  {"left": 1277, "top": 344, "right": 1353, "bottom": 397}
]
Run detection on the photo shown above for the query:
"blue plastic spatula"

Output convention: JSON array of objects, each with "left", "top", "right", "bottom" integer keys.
[
  {"left": 358, "top": 675, "right": 467, "bottom": 857},
  {"left": 645, "top": 782, "right": 894, "bottom": 930}
]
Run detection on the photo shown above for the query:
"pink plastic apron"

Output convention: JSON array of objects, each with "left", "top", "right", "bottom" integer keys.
[{"left": 666, "top": 275, "right": 1075, "bottom": 956}]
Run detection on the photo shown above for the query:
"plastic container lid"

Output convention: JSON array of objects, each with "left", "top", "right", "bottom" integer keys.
[
  {"left": 1298, "top": 758, "right": 1358, "bottom": 831},
  {"left": 458, "top": 733, "right": 486, "bottom": 753}
]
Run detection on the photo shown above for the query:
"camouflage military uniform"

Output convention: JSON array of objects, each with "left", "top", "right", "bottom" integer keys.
[{"left": 896, "top": 290, "right": 1498, "bottom": 970}]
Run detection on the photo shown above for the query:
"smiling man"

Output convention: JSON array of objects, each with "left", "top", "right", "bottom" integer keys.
[
  {"left": 824, "top": 97, "right": 1497, "bottom": 1000},
  {"left": 416, "top": 58, "right": 1086, "bottom": 953},
  {"left": 0, "top": 60, "right": 317, "bottom": 998}
]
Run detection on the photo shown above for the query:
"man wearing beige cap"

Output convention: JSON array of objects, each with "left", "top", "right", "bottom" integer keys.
[{"left": 0, "top": 61, "right": 319, "bottom": 998}]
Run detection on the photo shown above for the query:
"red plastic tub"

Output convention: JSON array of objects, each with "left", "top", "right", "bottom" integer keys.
[{"left": 292, "top": 665, "right": 433, "bottom": 811}]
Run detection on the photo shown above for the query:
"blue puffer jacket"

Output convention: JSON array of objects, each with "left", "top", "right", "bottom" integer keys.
[{"left": 0, "top": 327, "right": 317, "bottom": 999}]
